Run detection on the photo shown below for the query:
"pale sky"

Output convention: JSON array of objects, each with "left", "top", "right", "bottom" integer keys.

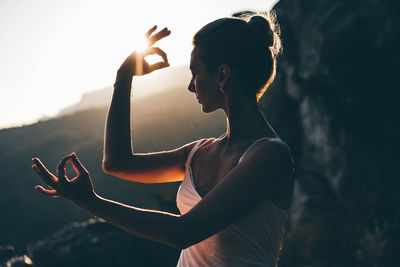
[{"left": 0, "top": 0, "right": 277, "bottom": 129}]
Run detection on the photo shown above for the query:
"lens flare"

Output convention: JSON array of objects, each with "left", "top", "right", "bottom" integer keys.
[{"left": 136, "top": 37, "right": 150, "bottom": 53}]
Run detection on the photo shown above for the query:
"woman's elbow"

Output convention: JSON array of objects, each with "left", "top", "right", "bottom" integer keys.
[
  {"left": 102, "top": 159, "right": 144, "bottom": 183},
  {"left": 102, "top": 153, "right": 134, "bottom": 173},
  {"left": 102, "top": 159, "right": 119, "bottom": 174}
]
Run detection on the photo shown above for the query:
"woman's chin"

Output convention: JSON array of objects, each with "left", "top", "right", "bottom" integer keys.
[
  {"left": 200, "top": 104, "right": 217, "bottom": 114},
  {"left": 200, "top": 104, "right": 210, "bottom": 113}
]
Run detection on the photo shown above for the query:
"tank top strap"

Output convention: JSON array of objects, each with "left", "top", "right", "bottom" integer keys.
[
  {"left": 238, "top": 137, "right": 283, "bottom": 164},
  {"left": 185, "top": 138, "right": 209, "bottom": 169}
]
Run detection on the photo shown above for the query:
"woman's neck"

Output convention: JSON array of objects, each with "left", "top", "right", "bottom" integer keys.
[{"left": 221, "top": 93, "right": 277, "bottom": 145}]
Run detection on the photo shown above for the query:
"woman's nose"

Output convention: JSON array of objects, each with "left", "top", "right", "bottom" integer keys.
[{"left": 188, "top": 79, "right": 195, "bottom": 93}]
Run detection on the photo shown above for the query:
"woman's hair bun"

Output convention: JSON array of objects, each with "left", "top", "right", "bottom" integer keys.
[{"left": 247, "top": 15, "right": 274, "bottom": 47}]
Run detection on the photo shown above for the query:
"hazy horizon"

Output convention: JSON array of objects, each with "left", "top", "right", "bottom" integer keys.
[
  {"left": 0, "top": 0, "right": 277, "bottom": 130},
  {"left": 0, "top": 64, "right": 191, "bottom": 130}
]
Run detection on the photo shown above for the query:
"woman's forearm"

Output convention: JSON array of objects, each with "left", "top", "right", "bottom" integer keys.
[
  {"left": 103, "top": 27, "right": 170, "bottom": 171},
  {"left": 103, "top": 74, "right": 134, "bottom": 169},
  {"left": 79, "top": 193, "right": 185, "bottom": 249}
]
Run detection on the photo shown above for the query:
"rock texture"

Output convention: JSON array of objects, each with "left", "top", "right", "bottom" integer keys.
[
  {"left": 258, "top": 0, "right": 400, "bottom": 266},
  {"left": 26, "top": 219, "right": 180, "bottom": 267},
  {"left": 0, "top": 246, "right": 33, "bottom": 267},
  {"left": 0, "top": 246, "right": 16, "bottom": 266}
]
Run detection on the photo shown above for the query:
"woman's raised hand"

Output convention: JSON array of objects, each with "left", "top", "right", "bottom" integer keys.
[
  {"left": 32, "top": 153, "right": 96, "bottom": 206},
  {"left": 117, "top": 26, "right": 171, "bottom": 78}
]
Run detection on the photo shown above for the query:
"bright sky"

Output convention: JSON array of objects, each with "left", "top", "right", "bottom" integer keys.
[{"left": 0, "top": 0, "right": 277, "bottom": 129}]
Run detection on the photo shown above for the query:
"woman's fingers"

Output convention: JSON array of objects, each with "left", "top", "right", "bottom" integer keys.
[
  {"left": 32, "top": 158, "right": 58, "bottom": 188},
  {"left": 56, "top": 154, "right": 74, "bottom": 182},
  {"left": 143, "top": 47, "right": 169, "bottom": 73},
  {"left": 149, "top": 62, "right": 170, "bottom": 71},
  {"left": 148, "top": 27, "right": 171, "bottom": 46},
  {"left": 145, "top": 25, "right": 157, "bottom": 40},
  {"left": 145, "top": 47, "right": 169, "bottom": 63},
  {"left": 35, "top": 185, "right": 60, "bottom": 197},
  {"left": 142, "top": 47, "right": 170, "bottom": 73},
  {"left": 70, "top": 153, "right": 88, "bottom": 175}
]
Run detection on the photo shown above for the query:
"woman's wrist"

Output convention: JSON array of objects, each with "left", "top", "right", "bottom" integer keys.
[
  {"left": 72, "top": 191, "right": 100, "bottom": 212},
  {"left": 116, "top": 66, "right": 134, "bottom": 80},
  {"left": 114, "top": 71, "right": 133, "bottom": 88}
]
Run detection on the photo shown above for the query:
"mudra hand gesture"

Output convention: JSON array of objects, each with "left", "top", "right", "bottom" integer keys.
[
  {"left": 117, "top": 25, "right": 171, "bottom": 78},
  {"left": 32, "top": 153, "right": 96, "bottom": 206}
]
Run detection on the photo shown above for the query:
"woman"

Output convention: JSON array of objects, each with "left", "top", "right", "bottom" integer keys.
[{"left": 32, "top": 12, "right": 294, "bottom": 267}]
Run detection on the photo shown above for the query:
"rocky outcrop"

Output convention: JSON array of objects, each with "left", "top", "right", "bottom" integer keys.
[
  {"left": 258, "top": 0, "right": 400, "bottom": 266},
  {"left": 25, "top": 218, "right": 179, "bottom": 267},
  {"left": 0, "top": 246, "right": 33, "bottom": 267},
  {"left": 0, "top": 246, "right": 16, "bottom": 265}
]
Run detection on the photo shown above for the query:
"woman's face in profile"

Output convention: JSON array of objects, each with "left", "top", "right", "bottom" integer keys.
[{"left": 188, "top": 47, "right": 223, "bottom": 113}]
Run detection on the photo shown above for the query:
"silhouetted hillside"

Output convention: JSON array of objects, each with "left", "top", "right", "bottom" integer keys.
[
  {"left": 0, "top": 84, "right": 225, "bottom": 252},
  {"left": 56, "top": 65, "right": 191, "bottom": 117}
]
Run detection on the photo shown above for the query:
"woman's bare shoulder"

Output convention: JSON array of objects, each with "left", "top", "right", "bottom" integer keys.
[
  {"left": 231, "top": 137, "right": 293, "bottom": 183},
  {"left": 238, "top": 138, "right": 294, "bottom": 209},
  {"left": 240, "top": 137, "right": 291, "bottom": 161}
]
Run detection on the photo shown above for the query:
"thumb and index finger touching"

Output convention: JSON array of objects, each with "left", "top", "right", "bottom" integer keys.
[
  {"left": 145, "top": 46, "right": 170, "bottom": 70},
  {"left": 56, "top": 153, "right": 87, "bottom": 181},
  {"left": 33, "top": 152, "right": 86, "bottom": 186},
  {"left": 32, "top": 153, "right": 88, "bottom": 198},
  {"left": 143, "top": 26, "right": 171, "bottom": 70}
]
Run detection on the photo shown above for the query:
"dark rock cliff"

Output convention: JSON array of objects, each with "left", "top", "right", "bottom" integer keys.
[{"left": 260, "top": 0, "right": 400, "bottom": 266}]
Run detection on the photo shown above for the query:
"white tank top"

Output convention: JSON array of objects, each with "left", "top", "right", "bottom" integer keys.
[{"left": 176, "top": 137, "right": 289, "bottom": 267}]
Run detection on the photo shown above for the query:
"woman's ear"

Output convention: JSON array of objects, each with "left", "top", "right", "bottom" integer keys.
[{"left": 218, "top": 64, "right": 230, "bottom": 88}]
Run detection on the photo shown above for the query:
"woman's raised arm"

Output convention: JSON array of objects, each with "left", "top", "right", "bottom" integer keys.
[{"left": 103, "top": 26, "right": 194, "bottom": 183}]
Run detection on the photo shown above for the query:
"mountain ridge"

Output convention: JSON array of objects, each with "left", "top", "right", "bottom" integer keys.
[{"left": 0, "top": 81, "right": 225, "bottom": 251}]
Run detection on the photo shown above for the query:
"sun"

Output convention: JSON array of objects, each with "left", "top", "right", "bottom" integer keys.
[{"left": 135, "top": 36, "right": 150, "bottom": 53}]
